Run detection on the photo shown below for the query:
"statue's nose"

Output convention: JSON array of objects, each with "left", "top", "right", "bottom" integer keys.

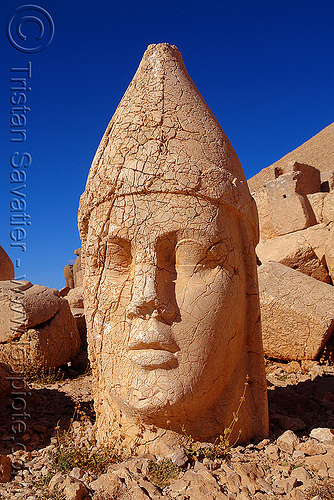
[{"left": 126, "top": 261, "right": 176, "bottom": 322}]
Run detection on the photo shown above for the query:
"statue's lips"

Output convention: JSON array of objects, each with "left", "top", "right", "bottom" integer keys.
[{"left": 127, "top": 349, "right": 178, "bottom": 370}]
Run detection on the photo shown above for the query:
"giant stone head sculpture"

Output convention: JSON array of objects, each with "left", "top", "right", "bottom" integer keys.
[{"left": 78, "top": 43, "right": 268, "bottom": 454}]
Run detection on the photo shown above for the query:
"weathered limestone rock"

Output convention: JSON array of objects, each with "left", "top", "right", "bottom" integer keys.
[
  {"left": 66, "top": 287, "right": 83, "bottom": 309},
  {"left": 284, "top": 162, "right": 321, "bottom": 194},
  {"left": 0, "top": 281, "right": 81, "bottom": 370},
  {"left": 256, "top": 226, "right": 332, "bottom": 284},
  {"left": 307, "top": 192, "right": 328, "bottom": 223},
  {"left": 295, "top": 223, "right": 334, "bottom": 281},
  {"left": 73, "top": 249, "right": 83, "bottom": 288},
  {"left": 310, "top": 428, "right": 334, "bottom": 443},
  {"left": 0, "top": 247, "right": 14, "bottom": 281},
  {"left": 78, "top": 43, "right": 269, "bottom": 453},
  {"left": 63, "top": 264, "right": 74, "bottom": 289},
  {"left": 323, "top": 191, "right": 334, "bottom": 224},
  {"left": 320, "top": 171, "right": 334, "bottom": 192},
  {"left": 65, "top": 287, "right": 86, "bottom": 347},
  {"left": 0, "top": 282, "right": 62, "bottom": 342},
  {"left": 0, "top": 298, "right": 80, "bottom": 370},
  {"left": 258, "top": 262, "right": 334, "bottom": 360},
  {"left": 252, "top": 189, "right": 278, "bottom": 240},
  {"left": 266, "top": 172, "right": 316, "bottom": 236}
]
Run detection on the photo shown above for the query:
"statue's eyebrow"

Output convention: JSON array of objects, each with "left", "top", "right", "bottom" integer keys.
[{"left": 107, "top": 225, "right": 129, "bottom": 240}]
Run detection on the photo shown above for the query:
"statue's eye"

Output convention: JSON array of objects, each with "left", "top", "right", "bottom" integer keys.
[
  {"left": 105, "top": 240, "right": 131, "bottom": 272},
  {"left": 175, "top": 240, "right": 226, "bottom": 274}
]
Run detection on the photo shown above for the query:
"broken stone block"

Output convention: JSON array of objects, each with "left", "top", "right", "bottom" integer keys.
[
  {"left": 277, "top": 430, "right": 300, "bottom": 455},
  {"left": 307, "top": 192, "right": 328, "bottom": 223},
  {"left": 258, "top": 262, "right": 334, "bottom": 360},
  {"left": 0, "top": 246, "right": 14, "bottom": 281},
  {"left": 63, "top": 264, "right": 74, "bottom": 289},
  {"left": 321, "top": 171, "right": 334, "bottom": 192},
  {"left": 323, "top": 192, "right": 334, "bottom": 224},
  {"left": 252, "top": 189, "right": 278, "bottom": 240},
  {"left": 266, "top": 172, "right": 317, "bottom": 235},
  {"left": 0, "top": 282, "right": 63, "bottom": 342},
  {"left": 0, "top": 294, "right": 81, "bottom": 370},
  {"left": 298, "top": 223, "right": 334, "bottom": 282},
  {"left": 73, "top": 249, "right": 83, "bottom": 287},
  {"left": 65, "top": 287, "right": 86, "bottom": 348},
  {"left": 257, "top": 228, "right": 332, "bottom": 284},
  {"left": 310, "top": 428, "right": 334, "bottom": 443},
  {"left": 284, "top": 161, "right": 321, "bottom": 194}
]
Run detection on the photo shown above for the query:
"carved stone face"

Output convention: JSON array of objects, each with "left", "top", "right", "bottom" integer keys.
[{"left": 84, "top": 193, "right": 247, "bottom": 425}]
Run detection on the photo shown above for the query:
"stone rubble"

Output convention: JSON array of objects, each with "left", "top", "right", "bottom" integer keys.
[
  {"left": 258, "top": 262, "right": 334, "bottom": 360},
  {"left": 0, "top": 360, "right": 333, "bottom": 499}
]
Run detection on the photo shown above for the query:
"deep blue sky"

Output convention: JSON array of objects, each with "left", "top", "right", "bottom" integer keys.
[{"left": 1, "top": 0, "right": 333, "bottom": 289}]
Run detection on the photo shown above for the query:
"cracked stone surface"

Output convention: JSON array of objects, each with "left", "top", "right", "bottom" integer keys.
[
  {"left": 0, "top": 281, "right": 81, "bottom": 370},
  {"left": 78, "top": 43, "right": 268, "bottom": 453},
  {"left": 258, "top": 262, "right": 334, "bottom": 360}
]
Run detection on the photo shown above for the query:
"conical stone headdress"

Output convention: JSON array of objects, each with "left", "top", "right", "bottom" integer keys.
[{"left": 78, "top": 43, "right": 258, "bottom": 241}]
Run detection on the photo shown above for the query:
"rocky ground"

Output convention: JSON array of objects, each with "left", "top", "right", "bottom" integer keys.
[{"left": 1, "top": 359, "right": 334, "bottom": 500}]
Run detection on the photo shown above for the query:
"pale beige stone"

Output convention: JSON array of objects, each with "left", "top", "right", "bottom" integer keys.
[
  {"left": 78, "top": 43, "right": 268, "bottom": 453},
  {"left": 252, "top": 189, "right": 278, "bottom": 240},
  {"left": 0, "top": 247, "right": 14, "bottom": 281},
  {"left": 73, "top": 249, "right": 83, "bottom": 288},
  {"left": 310, "top": 428, "right": 334, "bottom": 443},
  {"left": 266, "top": 172, "right": 316, "bottom": 235},
  {"left": 307, "top": 193, "right": 328, "bottom": 223},
  {"left": 256, "top": 228, "right": 332, "bottom": 283},
  {"left": 258, "top": 262, "right": 334, "bottom": 360},
  {"left": 323, "top": 191, "right": 334, "bottom": 224},
  {"left": 277, "top": 430, "right": 300, "bottom": 455},
  {"left": 63, "top": 264, "right": 74, "bottom": 289},
  {"left": 0, "top": 298, "right": 81, "bottom": 370},
  {"left": 297, "top": 223, "right": 334, "bottom": 281},
  {"left": 321, "top": 170, "right": 334, "bottom": 192},
  {"left": 0, "top": 282, "right": 62, "bottom": 342},
  {"left": 65, "top": 287, "right": 83, "bottom": 309},
  {"left": 284, "top": 162, "right": 321, "bottom": 194}
]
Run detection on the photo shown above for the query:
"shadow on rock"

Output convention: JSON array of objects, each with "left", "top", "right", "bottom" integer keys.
[
  {"left": 268, "top": 373, "right": 334, "bottom": 439},
  {"left": 0, "top": 385, "right": 94, "bottom": 454}
]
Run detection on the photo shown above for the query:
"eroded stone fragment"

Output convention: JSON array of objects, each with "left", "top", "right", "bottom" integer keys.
[
  {"left": 258, "top": 262, "right": 334, "bottom": 360},
  {"left": 266, "top": 172, "right": 316, "bottom": 235},
  {"left": 0, "top": 283, "right": 62, "bottom": 342},
  {"left": 0, "top": 299, "right": 80, "bottom": 370},
  {"left": 78, "top": 43, "right": 268, "bottom": 453},
  {"left": 73, "top": 249, "right": 83, "bottom": 287},
  {"left": 257, "top": 227, "right": 332, "bottom": 284},
  {"left": 284, "top": 161, "right": 321, "bottom": 194},
  {"left": 321, "top": 171, "right": 334, "bottom": 192},
  {"left": 252, "top": 189, "right": 278, "bottom": 240}
]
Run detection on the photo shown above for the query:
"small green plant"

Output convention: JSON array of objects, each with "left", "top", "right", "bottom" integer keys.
[
  {"left": 35, "top": 472, "right": 66, "bottom": 500},
  {"left": 50, "top": 403, "right": 122, "bottom": 478},
  {"left": 180, "top": 375, "right": 249, "bottom": 461},
  {"left": 319, "top": 334, "right": 334, "bottom": 366},
  {"left": 147, "top": 459, "right": 181, "bottom": 488},
  {"left": 20, "top": 358, "right": 64, "bottom": 384}
]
